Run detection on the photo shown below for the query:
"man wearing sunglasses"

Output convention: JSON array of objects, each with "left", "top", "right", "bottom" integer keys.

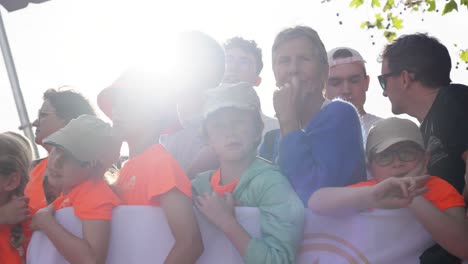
[
  {"left": 380, "top": 33, "right": 468, "bottom": 263},
  {"left": 325, "top": 47, "right": 382, "bottom": 143},
  {"left": 379, "top": 33, "right": 468, "bottom": 199}
]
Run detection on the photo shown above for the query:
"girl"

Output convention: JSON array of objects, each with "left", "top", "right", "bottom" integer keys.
[
  {"left": 0, "top": 133, "right": 32, "bottom": 264},
  {"left": 30, "top": 115, "right": 121, "bottom": 264}
]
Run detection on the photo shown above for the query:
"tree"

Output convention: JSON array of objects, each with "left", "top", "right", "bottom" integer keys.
[{"left": 324, "top": 0, "right": 468, "bottom": 64}]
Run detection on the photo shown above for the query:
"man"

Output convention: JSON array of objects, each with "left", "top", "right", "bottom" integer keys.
[
  {"left": 260, "top": 26, "right": 367, "bottom": 205},
  {"left": 223, "top": 37, "right": 279, "bottom": 138},
  {"left": 325, "top": 47, "right": 382, "bottom": 142},
  {"left": 380, "top": 33, "right": 468, "bottom": 197},
  {"left": 159, "top": 31, "right": 225, "bottom": 178},
  {"left": 380, "top": 33, "right": 468, "bottom": 264}
]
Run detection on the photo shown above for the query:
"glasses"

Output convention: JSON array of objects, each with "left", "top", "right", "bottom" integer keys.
[
  {"left": 37, "top": 110, "right": 57, "bottom": 120},
  {"left": 372, "top": 146, "right": 422, "bottom": 167},
  {"left": 377, "top": 72, "right": 400, "bottom": 90}
]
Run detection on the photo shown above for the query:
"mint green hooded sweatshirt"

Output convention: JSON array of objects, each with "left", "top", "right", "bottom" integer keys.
[{"left": 192, "top": 158, "right": 304, "bottom": 264}]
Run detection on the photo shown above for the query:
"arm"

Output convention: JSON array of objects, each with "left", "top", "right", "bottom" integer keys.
[
  {"left": 278, "top": 102, "right": 366, "bottom": 204},
  {"left": 32, "top": 206, "right": 111, "bottom": 264},
  {"left": 409, "top": 197, "right": 468, "bottom": 259},
  {"left": 309, "top": 176, "right": 429, "bottom": 216},
  {"left": 159, "top": 188, "right": 203, "bottom": 264}
]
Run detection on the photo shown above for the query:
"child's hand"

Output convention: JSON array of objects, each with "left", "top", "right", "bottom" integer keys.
[
  {"left": 30, "top": 205, "right": 56, "bottom": 231},
  {"left": 0, "top": 196, "right": 30, "bottom": 224},
  {"left": 404, "top": 156, "right": 428, "bottom": 178},
  {"left": 371, "top": 175, "right": 429, "bottom": 209},
  {"left": 196, "top": 192, "right": 236, "bottom": 231}
]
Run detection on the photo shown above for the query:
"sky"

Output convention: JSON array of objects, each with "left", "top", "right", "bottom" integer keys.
[{"left": 1, "top": 0, "right": 467, "bottom": 158}]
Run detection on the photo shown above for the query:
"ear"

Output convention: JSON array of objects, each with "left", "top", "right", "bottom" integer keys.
[
  {"left": 364, "top": 75, "right": 370, "bottom": 92},
  {"left": 254, "top": 76, "right": 262, "bottom": 87},
  {"left": 401, "top": 70, "right": 413, "bottom": 91},
  {"left": 2, "top": 172, "right": 21, "bottom": 192}
]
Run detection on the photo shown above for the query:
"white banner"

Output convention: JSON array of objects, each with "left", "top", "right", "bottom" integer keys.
[{"left": 29, "top": 207, "right": 459, "bottom": 264}]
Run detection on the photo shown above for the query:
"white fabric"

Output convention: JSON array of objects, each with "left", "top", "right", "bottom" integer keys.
[
  {"left": 28, "top": 206, "right": 457, "bottom": 264},
  {"left": 298, "top": 209, "right": 434, "bottom": 264},
  {"left": 27, "top": 206, "right": 261, "bottom": 264}
]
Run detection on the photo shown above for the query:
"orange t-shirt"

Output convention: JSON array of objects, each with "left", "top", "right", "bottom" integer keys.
[
  {"left": 0, "top": 221, "right": 32, "bottom": 264},
  {"left": 24, "top": 158, "right": 49, "bottom": 214},
  {"left": 116, "top": 144, "right": 192, "bottom": 206},
  {"left": 52, "top": 179, "right": 121, "bottom": 220},
  {"left": 348, "top": 176, "right": 465, "bottom": 211},
  {"left": 210, "top": 169, "right": 239, "bottom": 195}
]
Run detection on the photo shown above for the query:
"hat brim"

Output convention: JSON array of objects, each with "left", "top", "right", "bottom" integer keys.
[{"left": 368, "top": 137, "right": 424, "bottom": 156}]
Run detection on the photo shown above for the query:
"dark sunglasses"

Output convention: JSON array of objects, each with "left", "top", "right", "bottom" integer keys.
[{"left": 377, "top": 72, "right": 400, "bottom": 90}]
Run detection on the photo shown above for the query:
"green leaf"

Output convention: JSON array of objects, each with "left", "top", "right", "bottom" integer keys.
[
  {"left": 349, "top": 0, "right": 364, "bottom": 8},
  {"left": 383, "top": 0, "right": 394, "bottom": 11},
  {"left": 427, "top": 0, "right": 436, "bottom": 11},
  {"left": 372, "top": 0, "right": 381, "bottom": 7},
  {"left": 375, "top": 13, "right": 385, "bottom": 29},
  {"left": 360, "top": 21, "right": 369, "bottom": 28},
  {"left": 442, "top": 0, "right": 458, "bottom": 15},
  {"left": 391, "top": 16, "right": 404, "bottom": 29},
  {"left": 461, "top": 0, "right": 468, "bottom": 8},
  {"left": 460, "top": 50, "right": 468, "bottom": 63},
  {"left": 384, "top": 31, "right": 397, "bottom": 41}
]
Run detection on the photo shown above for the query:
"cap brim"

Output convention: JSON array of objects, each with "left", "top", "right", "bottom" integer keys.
[
  {"left": 370, "top": 137, "right": 424, "bottom": 155},
  {"left": 43, "top": 131, "right": 92, "bottom": 162},
  {"left": 203, "top": 103, "right": 257, "bottom": 118}
]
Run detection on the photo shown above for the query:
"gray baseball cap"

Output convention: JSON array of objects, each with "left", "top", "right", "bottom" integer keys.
[
  {"left": 43, "top": 115, "right": 115, "bottom": 163},
  {"left": 366, "top": 117, "right": 425, "bottom": 158},
  {"left": 203, "top": 82, "right": 261, "bottom": 118}
]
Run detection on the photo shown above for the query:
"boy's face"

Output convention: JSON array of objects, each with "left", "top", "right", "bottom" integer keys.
[
  {"left": 368, "top": 141, "right": 426, "bottom": 182},
  {"left": 223, "top": 48, "right": 260, "bottom": 86},
  {"left": 205, "top": 108, "right": 261, "bottom": 162},
  {"left": 47, "top": 147, "right": 88, "bottom": 193}
]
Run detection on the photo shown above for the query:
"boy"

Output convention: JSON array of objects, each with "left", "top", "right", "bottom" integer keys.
[
  {"left": 308, "top": 117, "right": 468, "bottom": 260},
  {"left": 30, "top": 115, "right": 121, "bottom": 264},
  {"left": 98, "top": 69, "right": 203, "bottom": 263},
  {"left": 193, "top": 82, "right": 304, "bottom": 264}
]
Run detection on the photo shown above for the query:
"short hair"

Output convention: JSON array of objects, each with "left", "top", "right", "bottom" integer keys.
[
  {"left": 272, "top": 26, "right": 329, "bottom": 72},
  {"left": 331, "top": 48, "right": 367, "bottom": 76},
  {"left": 382, "top": 33, "right": 451, "bottom": 88},
  {"left": 224, "top": 37, "right": 263, "bottom": 75},
  {"left": 43, "top": 87, "right": 96, "bottom": 123}
]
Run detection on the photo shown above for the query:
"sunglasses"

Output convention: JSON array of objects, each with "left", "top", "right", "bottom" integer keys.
[
  {"left": 372, "top": 146, "right": 423, "bottom": 167},
  {"left": 377, "top": 72, "right": 400, "bottom": 90}
]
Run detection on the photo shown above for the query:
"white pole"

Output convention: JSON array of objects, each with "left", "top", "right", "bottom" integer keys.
[{"left": 0, "top": 10, "right": 40, "bottom": 159}]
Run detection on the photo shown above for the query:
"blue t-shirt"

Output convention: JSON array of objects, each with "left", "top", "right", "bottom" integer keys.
[{"left": 259, "top": 100, "right": 367, "bottom": 205}]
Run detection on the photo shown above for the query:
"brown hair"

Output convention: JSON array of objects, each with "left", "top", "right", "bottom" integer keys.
[
  {"left": 43, "top": 87, "right": 96, "bottom": 123},
  {"left": 0, "top": 134, "right": 32, "bottom": 254}
]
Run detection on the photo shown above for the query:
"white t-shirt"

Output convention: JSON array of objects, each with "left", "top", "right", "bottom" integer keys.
[{"left": 360, "top": 113, "right": 382, "bottom": 144}]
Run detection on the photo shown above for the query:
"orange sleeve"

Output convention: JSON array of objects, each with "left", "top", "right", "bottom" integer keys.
[
  {"left": 423, "top": 176, "right": 465, "bottom": 211},
  {"left": 347, "top": 179, "right": 377, "bottom": 188},
  {"left": 73, "top": 182, "right": 121, "bottom": 220},
  {"left": 25, "top": 158, "right": 48, "bottom": 214},
  {"left": 146, "top": 151, "right": 192, "bottom": 205}
]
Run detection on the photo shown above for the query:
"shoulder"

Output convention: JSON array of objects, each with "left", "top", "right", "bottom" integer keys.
[
  {"left": 248, "top": 159, "right": 293, "bottom": 192},
  {"left": 320, "top": 100, "right": 360, "bottom": 122},
  {"left": 73, "top": 179, "right": 120, "bottom": 205}
]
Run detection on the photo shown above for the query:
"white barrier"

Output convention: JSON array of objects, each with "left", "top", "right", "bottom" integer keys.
[{"left": 29, "top": 207, "right": 463, "bottom": 264}]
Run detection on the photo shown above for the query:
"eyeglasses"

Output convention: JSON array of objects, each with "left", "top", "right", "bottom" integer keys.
[
  {"left": 377, "top": 72, "right": 400, "bottom": 90},
  {"left": 372, "top": 146, "right": 422, "bottom": 167}
]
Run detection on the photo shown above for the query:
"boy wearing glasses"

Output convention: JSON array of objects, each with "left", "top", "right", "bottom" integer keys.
[{"left": 308, "top": 117, "right": 468, "bottom": 260}]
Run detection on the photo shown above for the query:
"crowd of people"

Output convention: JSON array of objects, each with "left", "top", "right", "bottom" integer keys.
[{"left": 0, "top": 25, "right": 467, "bottom": 264}]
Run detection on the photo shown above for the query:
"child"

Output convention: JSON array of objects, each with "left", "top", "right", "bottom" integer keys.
[
  {"left": 308, "top": 117, "right": 468, "bottom": 260},
  {"left": 192, "top": 82, "right": 304, "bottom": 264},
  {"left": 98, "top": 69, "right": 203, "bottom": 263},
  {"left": 0, "top": 133, "right": 32, "bottom": 264},
  {"left": 30, "top": 115, "right": 121, "bottom": 264}
]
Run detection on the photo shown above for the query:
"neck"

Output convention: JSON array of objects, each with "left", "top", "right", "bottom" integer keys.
[
  {"left": 127, "top": 127, "right": 162, "bottom": 158},
  {"left": 358, "top": 107, "right": 366, "bottom": 117},
  {"left": 219, "top": 152, "right": 256, "bottom": 185},
  {"left": 300, "top": 94, "right": 325, "bottom": 127},
  {"left": 407, "top": 87, "right": 440, "bottom": 123}
]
